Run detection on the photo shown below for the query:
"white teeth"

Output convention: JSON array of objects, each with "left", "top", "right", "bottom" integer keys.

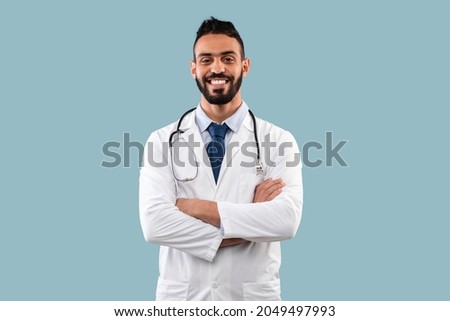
[{"left": 210, "top": 79, "right": 226, "bottom": 85}]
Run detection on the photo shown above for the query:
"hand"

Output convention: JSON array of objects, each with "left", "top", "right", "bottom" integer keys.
[
  {"left": 253, "top": 178, "right": 285, "bottom": 203},
  {"left": 220, "top": 238, "right": 249, "bottom": 248}
]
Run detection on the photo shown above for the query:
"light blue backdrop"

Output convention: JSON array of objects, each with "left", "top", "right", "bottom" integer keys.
[{"left": 1, "top": 0, "right": 449, "bottom": 300}]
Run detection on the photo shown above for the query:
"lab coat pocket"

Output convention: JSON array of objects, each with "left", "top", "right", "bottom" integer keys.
[
  {"left": 155, "top": 277, "right": 189, "bottom": 301},
  {"left": 239, "top": 174, "right": 264, "bottom": 203},
  {"left": 242, "top": 278, "right": 281, "bottom": 301}
]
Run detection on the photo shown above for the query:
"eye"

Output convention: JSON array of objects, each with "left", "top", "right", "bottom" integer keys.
[
  {"left": 223, "top": 56, "right": 235, "bottom": 64},
  {"left": 200, "top": 58, "right": 212, "bottom": 64}
]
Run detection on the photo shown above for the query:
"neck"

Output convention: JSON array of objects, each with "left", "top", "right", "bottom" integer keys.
[{"left": 200, "top": 93, "right": 243, "bottom": 123}]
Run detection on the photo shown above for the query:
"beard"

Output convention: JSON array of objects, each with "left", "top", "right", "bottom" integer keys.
[{"left": 195, "top": 71, "right": 243, "bottom": 105}]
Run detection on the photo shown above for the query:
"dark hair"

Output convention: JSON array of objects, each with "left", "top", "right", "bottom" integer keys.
[{"left": 193, "top": 17, "right": 245, "bottom": 60}]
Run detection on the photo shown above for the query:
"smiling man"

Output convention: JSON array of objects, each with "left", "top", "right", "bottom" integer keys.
[
  {"left": 139, "top": 17, "right": 303, "bottom": 301},
  {"left": 193, "top": 33, "right": 246, "bottom": 107}
]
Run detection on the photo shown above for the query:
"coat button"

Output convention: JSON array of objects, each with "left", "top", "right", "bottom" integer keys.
[{"left": 212, "top": 282, "right": 219, "bottom": 288}]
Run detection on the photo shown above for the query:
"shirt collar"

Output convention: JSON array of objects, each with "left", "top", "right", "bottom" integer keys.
[{"left": 195, "top": 101, "right": 249, "bottom": 134}]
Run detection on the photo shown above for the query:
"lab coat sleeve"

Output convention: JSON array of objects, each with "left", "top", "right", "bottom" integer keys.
[
  {"left": 218, "top": 131, "right": 303, "bottom": 242},
  {"left": 139, "top": 131, "right": 222, "bottom": 262}
]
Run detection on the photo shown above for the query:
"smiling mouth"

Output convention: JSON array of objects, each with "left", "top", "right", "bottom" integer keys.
[{"left": 207, "top": 78, "right": 229, "bottom": 85}]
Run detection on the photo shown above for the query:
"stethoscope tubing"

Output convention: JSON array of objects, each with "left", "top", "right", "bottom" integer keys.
[
  {"left": 169, "top": 107, "right": 262, "bottom": 181},
  {"left": 169, "top": 108, "right": 260, "bottom": 160}
]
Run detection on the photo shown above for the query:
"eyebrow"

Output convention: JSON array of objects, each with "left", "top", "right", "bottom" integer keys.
[{"left": 196, "top": 50, "right": 238, "bottom": 58}]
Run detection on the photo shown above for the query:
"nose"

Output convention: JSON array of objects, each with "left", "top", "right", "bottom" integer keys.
[{"left": 211, "top": 59, "right": 225, "bottom": 74}]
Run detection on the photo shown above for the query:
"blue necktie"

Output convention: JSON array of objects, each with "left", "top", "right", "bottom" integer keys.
[{"left": 207, "top": 122, "right": 229, "bottom": 183}]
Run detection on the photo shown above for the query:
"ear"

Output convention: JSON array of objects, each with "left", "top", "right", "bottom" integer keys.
[
  {"left": 242, "top": 58, "right": 251, "bottom": 78},
  {"left": 189, "top": 60, "right": 196, "bottom": 79}
]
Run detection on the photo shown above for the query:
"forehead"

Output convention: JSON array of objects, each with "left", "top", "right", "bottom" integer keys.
[{"left": 194, "top": 34, "right": 241, "bottom": 58}]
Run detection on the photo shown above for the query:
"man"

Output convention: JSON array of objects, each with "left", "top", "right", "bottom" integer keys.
[{"left": 139, "top": 17, "right": 303, "bottom": 300}]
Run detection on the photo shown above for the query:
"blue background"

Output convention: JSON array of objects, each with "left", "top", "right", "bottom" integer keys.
[{"left": 1, "top": 0, "right": 449, "bottom": 300}]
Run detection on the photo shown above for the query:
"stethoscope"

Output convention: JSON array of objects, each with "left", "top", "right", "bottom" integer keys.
[{"left": 169, "top": 108, "right": 263, "bottom": 182}]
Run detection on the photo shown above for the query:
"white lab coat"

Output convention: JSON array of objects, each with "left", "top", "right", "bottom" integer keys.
[{"left": 139, "top": 105, "right": 303, "bottom": 300}]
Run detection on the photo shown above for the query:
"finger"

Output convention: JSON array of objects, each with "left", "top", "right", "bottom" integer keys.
[
  {"left": 266, "top": 187, "right": 283, "bottom": 201},
  {"left": 256, "top": 178, "right": 273, "bottom": 189},
  {"left": 253, "top": 179, "right": 284, "bottom": 202},
  {"left": 254, "top": 180, "right": 281, "bottom": 200},
  {"left": 254, "top": 179, "right": 273, "bottom": 197},
  {"left": 260, "top": 182, "right": 284, "bottom": 200},
  {"left": 255, "top": 178, "right": 281, "bottom": 193},
  {"left": 253, "top": 184, "right": 262, "bottom": 201}
]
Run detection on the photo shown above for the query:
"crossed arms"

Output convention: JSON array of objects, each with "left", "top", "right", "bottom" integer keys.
[
  {"left": 139, "top": 130, "right": 302, "bottom": 262},
  {"left": 176, "top": 178, "right": 285, "bottom": 248}
]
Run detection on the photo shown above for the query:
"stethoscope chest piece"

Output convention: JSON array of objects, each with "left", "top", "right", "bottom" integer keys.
[{"left": 256, "top": 161, "right": 264, "bottom": 175}]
